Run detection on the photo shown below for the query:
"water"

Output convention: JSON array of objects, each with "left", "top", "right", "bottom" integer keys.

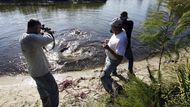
[{"left": 0, "top": 0, "right": 156, "bottom": 74}]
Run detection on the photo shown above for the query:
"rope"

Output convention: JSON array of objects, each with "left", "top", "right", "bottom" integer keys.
[{"left": 56, "top": 75, "right": 103, "bottom": 101}]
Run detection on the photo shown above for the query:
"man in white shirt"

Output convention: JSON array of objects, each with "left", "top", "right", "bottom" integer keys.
[
  {"left": 20, "top": 19, "right": 59, "bottom": 107},
  {"left": 101, "top": 18, "right": 127, "bottom": 98},
  {"left": 111, "top": 11, "right": 135, "bottom": 76}
]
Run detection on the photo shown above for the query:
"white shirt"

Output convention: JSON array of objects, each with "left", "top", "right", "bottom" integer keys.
[
  {"left": 20, "top": 33, "right": 53, "bottom": 77},
  {"left": 106, "top": 31, "right": 127, "bottom": 60}
]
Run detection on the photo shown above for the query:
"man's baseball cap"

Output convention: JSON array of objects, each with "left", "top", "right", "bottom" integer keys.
[
  {"left": 120, "top": 11, "right": 128, "bottom": 20},
  {"left": 110, "top": 18, "right": 122, "bottom": 28}
]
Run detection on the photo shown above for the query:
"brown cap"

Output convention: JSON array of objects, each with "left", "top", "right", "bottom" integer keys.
[{"left": 111, "top": 18, "right": 122, "bottom": 28}]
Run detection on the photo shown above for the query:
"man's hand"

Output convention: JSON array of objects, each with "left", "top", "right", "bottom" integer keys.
[
  {"left": 102, "top": 43, "right": 109, "bottom": 49},
  {"left": 104, "top": 39, "right": 109, "bottom": 44}
]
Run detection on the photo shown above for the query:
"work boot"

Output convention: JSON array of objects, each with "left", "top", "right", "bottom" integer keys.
[
  {"left": 128, "top": 70, "right": 135, "bottom": 77},
  {"left": 113, "top": 82, "right": 123, "bottom": 95},
  {"left": 112, "top": 71, "right": 119, "bottom": 76},
  {"left": 115, "top": 84, "right": 123, "bottom": 95},
  {"left": 107, "top": 93, "right": 115, "bottom": 104},
  {"left": 127, "top": 72, "right": 135, "bottom": 81}
]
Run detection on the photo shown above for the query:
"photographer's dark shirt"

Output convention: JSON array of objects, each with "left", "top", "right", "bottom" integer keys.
[{"left": 121, "top": 20, "right": 133, "bottom": 48}]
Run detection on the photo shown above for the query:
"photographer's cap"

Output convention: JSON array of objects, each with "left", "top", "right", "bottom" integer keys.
[
  {"left": 110, "top": 18, "right": 122, "bottom": 28},
  {"left": 120, "top": 11, "right": 128, "bottom": 20}
]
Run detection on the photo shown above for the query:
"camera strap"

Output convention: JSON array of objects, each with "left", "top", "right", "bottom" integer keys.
[
  {"left": 42, "top": 33, "right": 55, "bottom": 52},
  {"left": 49, "top": 32, "right": 55, "bottom": 50}
]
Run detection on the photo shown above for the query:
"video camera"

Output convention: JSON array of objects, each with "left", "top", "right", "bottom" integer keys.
[
  {"left": 41, "top": 24, "right": 55, "bottom": 50},
  {"left": 41, "top": 24, "right": 55, "bottom": 35}
]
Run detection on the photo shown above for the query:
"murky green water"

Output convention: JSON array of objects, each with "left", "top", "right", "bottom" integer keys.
[{"left": 0, "top": 0, "right": 156, "bottom": 73}]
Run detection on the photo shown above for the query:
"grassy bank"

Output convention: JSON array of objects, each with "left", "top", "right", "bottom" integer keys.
[{"left": 90, "top": 50, "right": 190, "bottom": 107}]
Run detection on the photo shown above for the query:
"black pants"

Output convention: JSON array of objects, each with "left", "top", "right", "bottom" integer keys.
[
  {"left": 33, "top": 72, "right": 59, "bottom": 107},
  {"left": 125, "top": 47, "right": 134, "bottom": 73}
]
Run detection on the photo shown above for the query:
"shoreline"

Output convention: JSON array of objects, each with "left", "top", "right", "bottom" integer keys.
[
  {"left": 0, "top": 45, "right": 187, "bottom": 106},
  {"left": 0, "top": 58, "right": 155, "bottom": 107}
]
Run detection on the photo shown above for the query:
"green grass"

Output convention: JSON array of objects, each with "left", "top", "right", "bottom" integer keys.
[
  {"left": 114, "top": 77, "right": 155, "bottom": 107},
  {"left": 88, "top": 76, "right": 156, "bottom": 107},
  {"left": 88, "top": 58, "right": 190, "bottom": 107}
]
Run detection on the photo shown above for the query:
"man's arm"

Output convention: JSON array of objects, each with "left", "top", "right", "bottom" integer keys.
[
  {"left": 104, "top": 32, "right": 127, "bottom": 61},
  {"left": 126, "top": 20, "right": 134, "bottom": 37},
  {"left": 103, "top": 44, "right": 123, "bottom": 61},
  {"left": 31, "top": 34, "right": 53, "bottom": 47}
]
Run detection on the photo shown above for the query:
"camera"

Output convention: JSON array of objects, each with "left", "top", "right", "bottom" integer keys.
[
  {"left": 41, "top": 24, "right": 55, "bottom": 35},
  {"left": 41, "top": 24, "right": 55, "bottom": 50}
]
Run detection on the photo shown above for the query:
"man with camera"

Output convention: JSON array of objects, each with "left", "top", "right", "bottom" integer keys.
[{"left": 20, "top": 19, "right": 59, "bottom": 107}]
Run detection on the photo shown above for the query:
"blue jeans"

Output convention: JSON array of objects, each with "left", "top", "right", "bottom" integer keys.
[
  {"left": 33, "top": 72, "right": 59, "bottom": 107},
  {"left": 100, "top": 57, "right": 121, "bottom": 94},
  {"left": 125, "top": 47, "right": 134, "bottom": 73}
]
